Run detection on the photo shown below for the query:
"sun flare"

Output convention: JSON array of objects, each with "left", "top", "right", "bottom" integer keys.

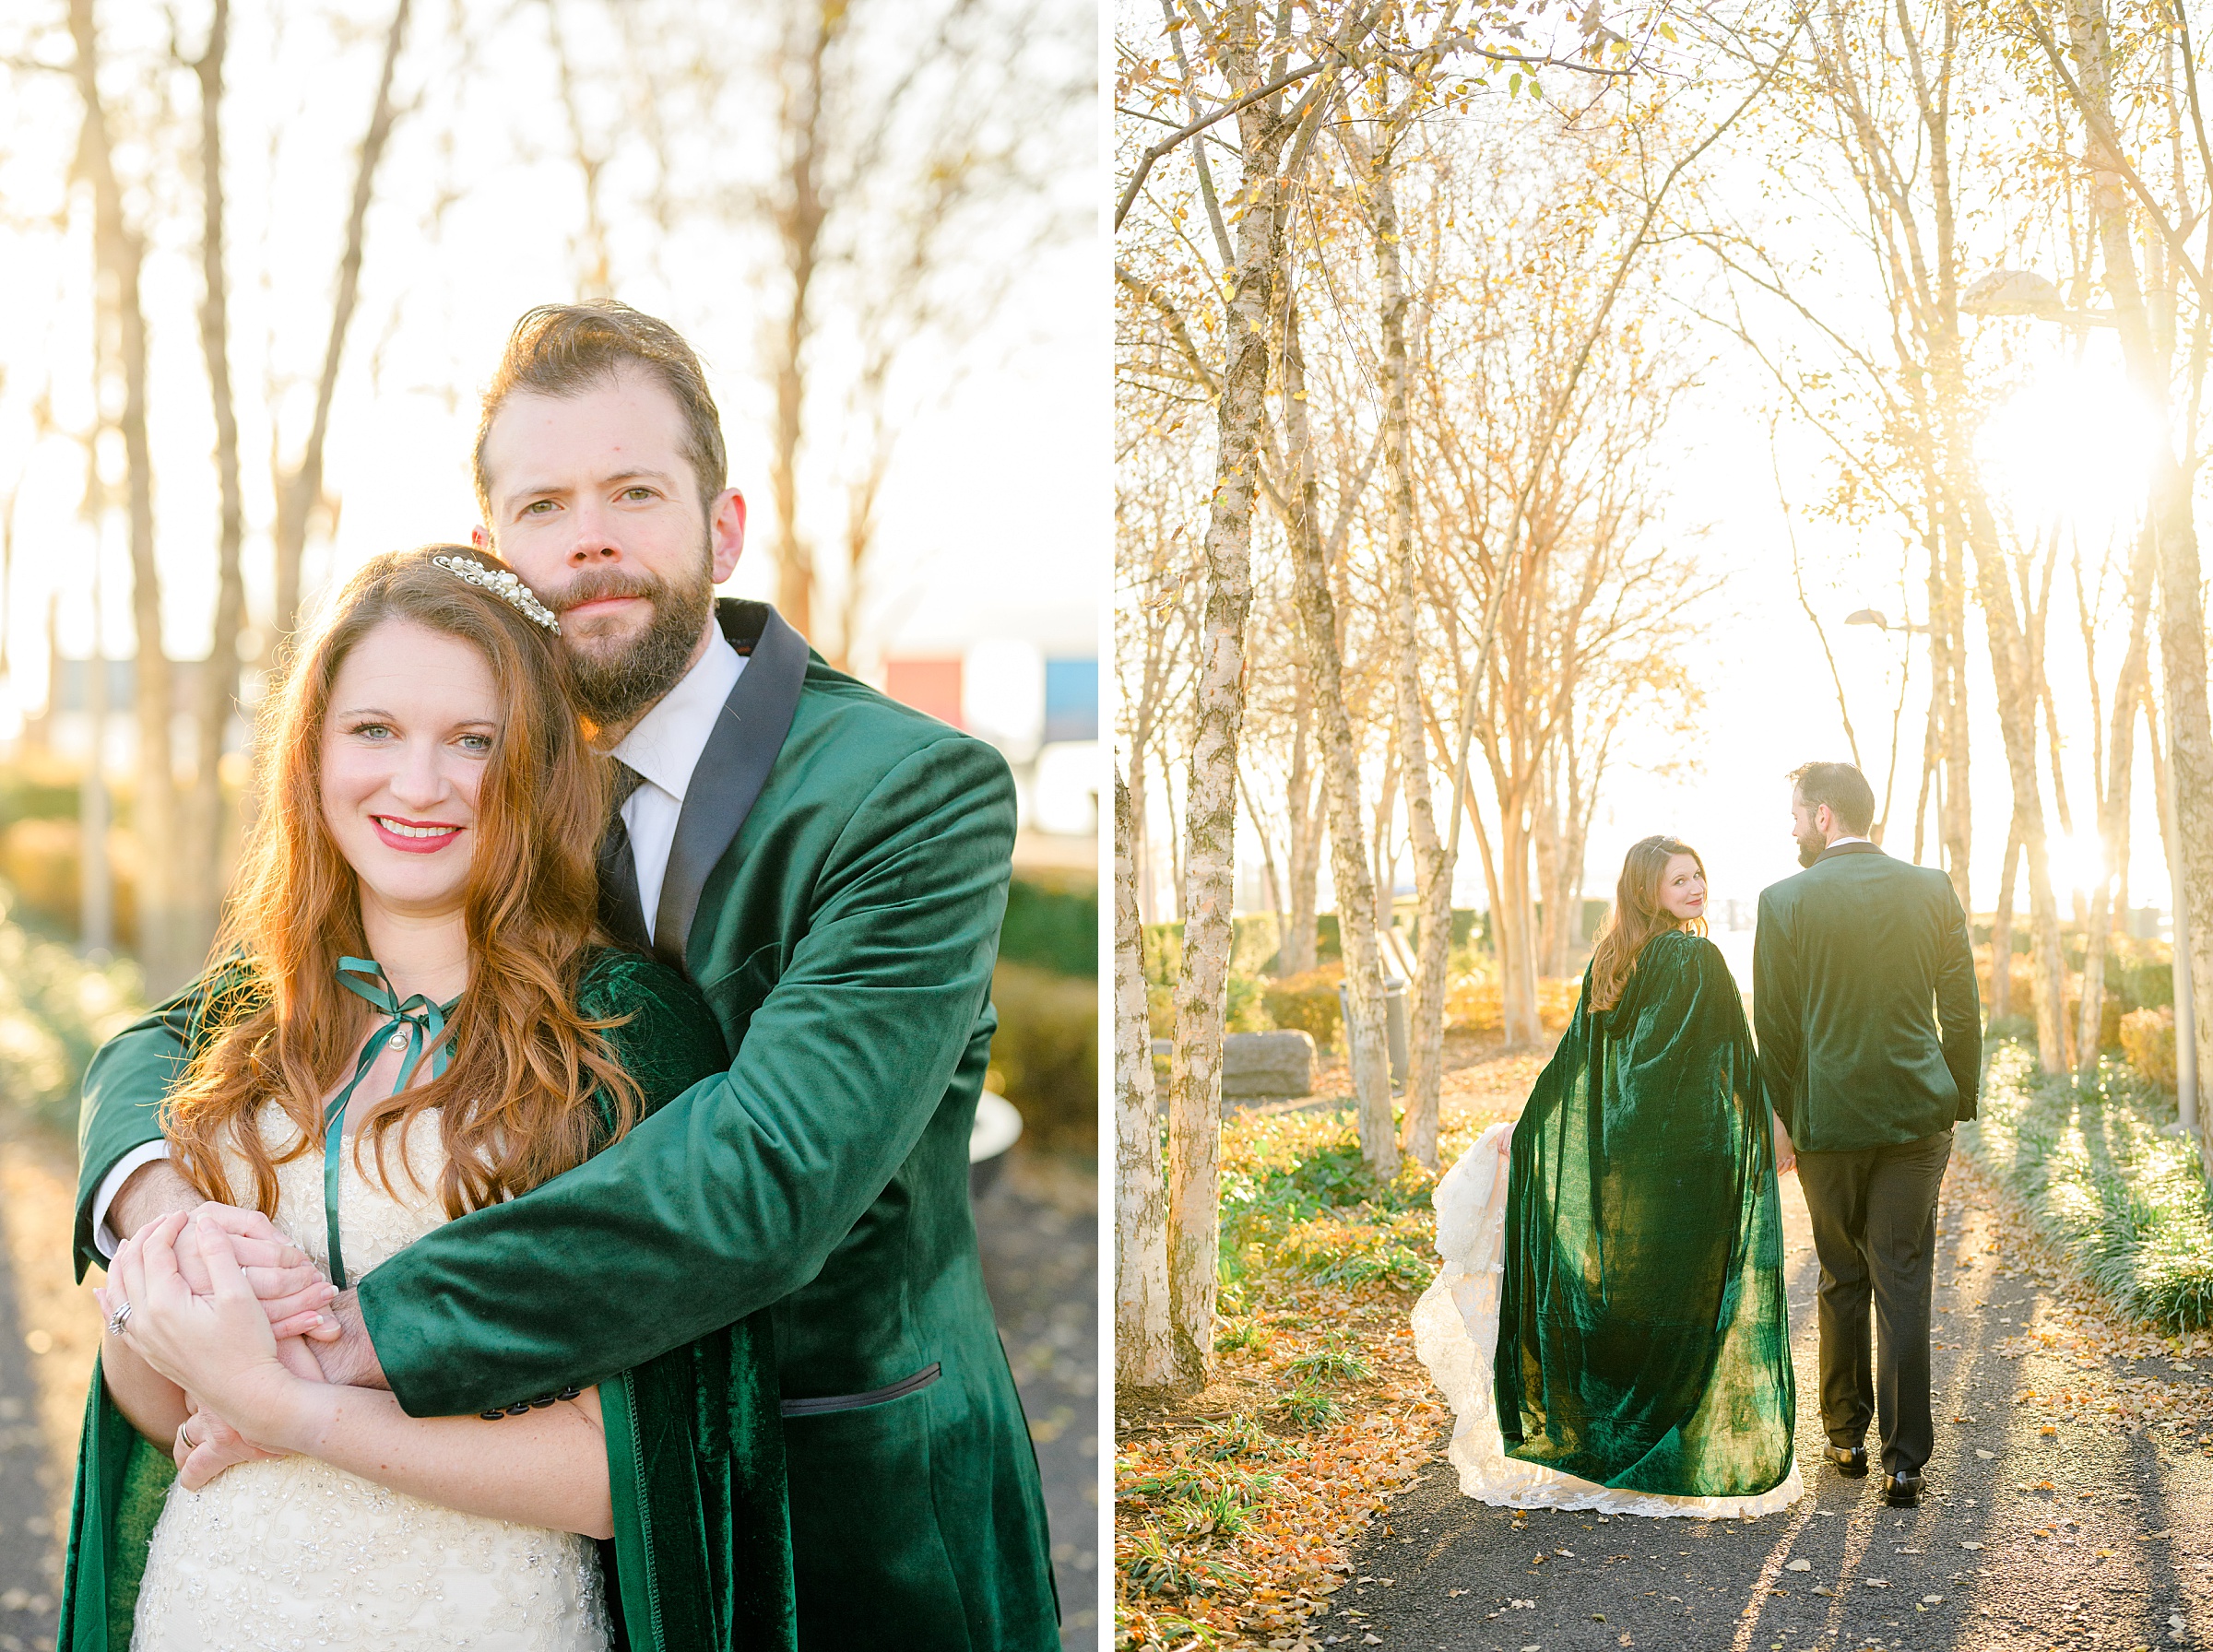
[{"left": 1974, "top": 367, "right": 2163, "bottom": 539}]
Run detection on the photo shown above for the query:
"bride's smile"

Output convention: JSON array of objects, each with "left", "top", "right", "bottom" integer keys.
[{"left": 319, "top": 618, "right": 497, "bottom": 919}]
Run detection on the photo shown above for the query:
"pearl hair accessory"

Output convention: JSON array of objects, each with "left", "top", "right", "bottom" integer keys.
[{"left": 432, "top": 553, "right": 562, "bottom": 632}]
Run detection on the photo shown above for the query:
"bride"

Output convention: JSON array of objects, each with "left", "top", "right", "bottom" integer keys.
[
  {"left": 61, "top": 547, "right": 793, "bottom": 1649},
  {"left": 1414, "top": 834, "right": 1804, "bottom": 1519}
]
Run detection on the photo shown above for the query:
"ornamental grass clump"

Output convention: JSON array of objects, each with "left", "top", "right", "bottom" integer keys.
[
  {"left": 1960, "top": 1041, "right": 2213, "bottom": 1332},
  {"left": 1288, "top": 1346, "right": 1378, "bottom": 1385}
]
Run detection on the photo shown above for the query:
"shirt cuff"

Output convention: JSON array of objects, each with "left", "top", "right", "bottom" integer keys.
[{"left": 89, "top": 1140, "right": 173, "bottom": 1259}]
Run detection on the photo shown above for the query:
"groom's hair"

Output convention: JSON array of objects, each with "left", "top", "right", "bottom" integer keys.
[
  {"left": 1788, "top": 761, "right": 1876, "bottom": 834},
  {"left": 473, "top": 301, "right": 728, "bottom": 519}
]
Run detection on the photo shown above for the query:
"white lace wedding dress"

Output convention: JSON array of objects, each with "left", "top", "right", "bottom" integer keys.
[
  {"left": 1412, "top": 1121, "right": 1805, "bottom": 1520},
  {"left": 131, "top": 1103, "right": 612, "bottom": 1651}
]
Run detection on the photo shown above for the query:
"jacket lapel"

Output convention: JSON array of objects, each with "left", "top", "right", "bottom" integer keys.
[{"left": 649, "top": 600, "right": 811, "bottom": 974}]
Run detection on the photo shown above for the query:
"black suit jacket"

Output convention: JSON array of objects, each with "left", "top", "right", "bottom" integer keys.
[{"left": 1753, "top": 841, "right": 1982, "bottom": 1152}]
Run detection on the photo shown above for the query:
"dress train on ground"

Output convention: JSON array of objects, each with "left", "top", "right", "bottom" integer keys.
[{"left": 1414, "top": 1122, "right": 1805, "bottom": 1520}]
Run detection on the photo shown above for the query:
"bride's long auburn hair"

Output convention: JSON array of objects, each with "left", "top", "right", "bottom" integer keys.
[
  {"left": 163, "top": 547, "right": 645, "bottom": 1221},
  {"left": 1585, "top": 834, "right": 1708, "bottom": 1014}
]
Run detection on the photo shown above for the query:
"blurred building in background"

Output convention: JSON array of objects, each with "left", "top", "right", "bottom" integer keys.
[{"left": 882, "top": 642, "right": 1098, "bottom": 841}]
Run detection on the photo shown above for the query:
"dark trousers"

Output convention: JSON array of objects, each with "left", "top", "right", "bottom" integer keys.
[{"left": 1794, "top": 1128, "right": 1952, "bottom": 1478}]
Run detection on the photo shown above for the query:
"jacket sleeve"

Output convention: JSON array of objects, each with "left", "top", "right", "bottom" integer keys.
[
  {"left": 1934, "top": 877, "right": 1982, "bottom": 1118},
  {"left": 357, "top": 737, "right": 1015, "bottom": 1418},
  {"left": 71, "top": 985, "right": 208, "bottom": 1280},
  {"left": 1751, "top": 891, "right": 1802, "bottom": 1139}
]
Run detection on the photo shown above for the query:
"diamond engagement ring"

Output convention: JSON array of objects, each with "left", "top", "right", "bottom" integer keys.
[{"left": 105, "top": 1300, "right": 133, "bottom": 1336}]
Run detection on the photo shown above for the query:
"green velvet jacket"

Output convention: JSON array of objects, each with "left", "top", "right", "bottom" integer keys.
[
  {"left": 72, "top": 602, "right": 1058, "bottom": 1651},
  {"left": 60, "top": 949, "right": 794, "bottom": 1651},
  {"left": 1752, "top": 841, "right": 1982, "bottom": 1153}
]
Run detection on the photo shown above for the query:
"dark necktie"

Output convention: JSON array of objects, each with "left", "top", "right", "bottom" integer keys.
[{"left": 598, "top": 760, "right": 652, "bottom": 950}]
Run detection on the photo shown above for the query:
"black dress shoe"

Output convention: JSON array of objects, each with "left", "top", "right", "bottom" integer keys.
[
  {"left": 1883, "top": 1471, "right": 1923, "bottom": 1507},
  {"left": 1827, "top": 1446, "right": 1868, "bottom": 1478}
]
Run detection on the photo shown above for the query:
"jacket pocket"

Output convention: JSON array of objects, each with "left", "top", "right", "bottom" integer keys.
[{"left": 780, "top": 1361, "right": 941, "bottom": 1417}]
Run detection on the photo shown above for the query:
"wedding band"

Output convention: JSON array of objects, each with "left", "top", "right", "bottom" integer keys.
[
  {"left": 178, "top": 1419, "right": 199, "bottom": 1449},
  {"left": 105, "top": 1301, "right": 133, "bottom": 1337}
]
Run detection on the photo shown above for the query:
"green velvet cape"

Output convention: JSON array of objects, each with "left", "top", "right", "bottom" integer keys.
[
  {"left": 1495, "top": 930, "right": 1795, "bottom": 1497},
  {"left": 72, "top": 604, "right": 1058, "bottom": 1650},
  {"left": 58, "top": 949, "right": 795, "bottom": 1652}
]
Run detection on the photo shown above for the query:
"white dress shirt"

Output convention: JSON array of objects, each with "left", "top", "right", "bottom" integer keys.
[
  {"left": 89, "top": 629, "right": 746, "bottom": 1256},
  {"left": 610, "top": 630, "right": 744, "bottom": 944}
]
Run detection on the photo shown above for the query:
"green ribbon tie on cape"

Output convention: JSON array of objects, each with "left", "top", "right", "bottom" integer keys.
[{"left": 325, "top": 957, "right": 457, "bottom": 1289}]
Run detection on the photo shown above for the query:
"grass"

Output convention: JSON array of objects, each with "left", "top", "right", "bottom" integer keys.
[
  {"left": 1117, "top": 1100, "right": 1504, "bottom": 1648},
  {"left": 1959, "top": 1038, "right": 2213, "bottom": 1333},
  {"left": 1286, "top": 1346, "right": 1376, "bottom": 1384}
]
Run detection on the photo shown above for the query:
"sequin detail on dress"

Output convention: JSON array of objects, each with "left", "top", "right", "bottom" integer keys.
[{"left": 130, "top": 1103, "right": 612, "bottom": 1651}]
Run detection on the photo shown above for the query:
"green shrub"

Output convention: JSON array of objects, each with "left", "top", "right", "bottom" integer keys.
[
  {"left": 1262, "top": 964, "right": 1342, "bottom": 1049},
  {"left": 0, "top": 887, "right": 147, "bottom": 1138},
  {"left": 1142, "top": 922, "right": 1181, "bottom": 986},
  {"left": 1225, "top": 971, "right": 1272, "bottom": 1033},
  {"left": 1959, "top": 1044, "right": 2213, "bottom": 1333},
  {"left": 1229, "top": 914, "right": 1280, "bottom": 976},
  {"left": 1142, "top": 974, "right": 1271, "bottom": 1037},
  {"left": 998, "top": 873, "right": 1095, "bottom": 977},
  {"left": 987, "top": 961, "right": 1095, "bottom": 1154},
  {"left": 2121, "top": 1007, "right": 2177, "bottom": 1090}
]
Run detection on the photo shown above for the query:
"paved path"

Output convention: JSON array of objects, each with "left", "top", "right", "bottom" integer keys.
[
  {"left": 1332, "top": 1157, "right": 2213, "bottom": 1652},
  {"left": 975, "top": 1147, "right": 1101, "bottom": 1651},
  {"left": 0, "top": 1229, "right": 58, "bottom": 1652}
]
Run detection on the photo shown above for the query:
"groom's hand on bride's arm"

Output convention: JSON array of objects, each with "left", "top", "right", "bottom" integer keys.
[{"left": 302, "top": 1289, "right": 389, "bottom": 1391}]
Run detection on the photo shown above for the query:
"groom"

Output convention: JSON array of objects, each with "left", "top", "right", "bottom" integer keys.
[
  {"left": 1753, "top": 761, "right": 1981, "bottom": 1509},
  {"left": 74, "top": 302, "right": 1059, "bottom": 1646}
]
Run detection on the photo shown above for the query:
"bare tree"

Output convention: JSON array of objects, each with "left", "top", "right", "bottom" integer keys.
[
  {"left": 181, "top": 0, "right": 248, "bottom": 972},
  {"left": 69, "top": 0, "right": 172, "bottom": 982},
  {"left": 1115, "top": 767, "right": 1176, "bottom": 1387},
  {"left": 270, "top": 0, "right": 413, "bottom": 651}
]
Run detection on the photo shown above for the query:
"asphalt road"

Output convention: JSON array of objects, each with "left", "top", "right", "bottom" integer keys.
[
  {"left": 0, "top": 1232, "right": 57, "bottom": 1652},
  {"left": 976, "top": 1146, "right": 1103, "bottom": 1651},
  {"left": 1331, "top": 1161, "right": 2213, "bottom": 1652}
]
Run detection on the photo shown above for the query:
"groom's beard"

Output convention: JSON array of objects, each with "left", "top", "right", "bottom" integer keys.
[
  {"left": 1795, "top": 830, "right": 1825, "bottom": 868},
  {"left": 556, "top": 554, "right": 715, "bottom": 726}
]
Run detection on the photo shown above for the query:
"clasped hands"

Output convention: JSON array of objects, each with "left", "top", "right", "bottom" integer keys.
[{"left": 96, "top": 1204, "right": 352, "bottom": 1490}]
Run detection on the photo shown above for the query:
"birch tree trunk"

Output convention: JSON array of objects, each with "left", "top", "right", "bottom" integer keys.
[
  {"left": 71, "top": 0, "right": 176, "bottom": 987},
  {"left": 1282, "top": 682, "right": 1321, "bottom": 974},
  {"left": 1367, "top": 142, "right": 1453, "bottom": 1169},
  {"left": 80, "top": 559, "right": 112, "bottom": 952},
  {"left": 1990, "top": 825, "right": 2018, "bottom": 1022},
  {"left": 768, "top": 0, "right": 835, "bottom": 637},
  {"left": 1115, "top": 768, "right": 1177, "bottom": 1387},
  {"left": 1165, "top": 21, "right": 1306, "bottom": 1376},
  {"left": 1283, "top": 294, "right": 1396, "bottom": 1175},
  {"left": 183, "top": 0, "right": 246, "bottom": 973},
  {"left": 2058, "top": 0, "right": 2213, "bottom": 1120},
  {"left": 273, "top": 0, "right": 411, "bottom": 646},
  {"left": 2071, "top": 520, "right": 2153, "bottom": 1077},
  {"left": 1960, "top": 484, "right": 2068, "bottom": 1070}
]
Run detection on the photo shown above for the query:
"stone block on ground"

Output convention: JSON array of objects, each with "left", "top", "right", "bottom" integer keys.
[{"left": 1220, "top": 1030, "right": 1315, "bottom": 1098}]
